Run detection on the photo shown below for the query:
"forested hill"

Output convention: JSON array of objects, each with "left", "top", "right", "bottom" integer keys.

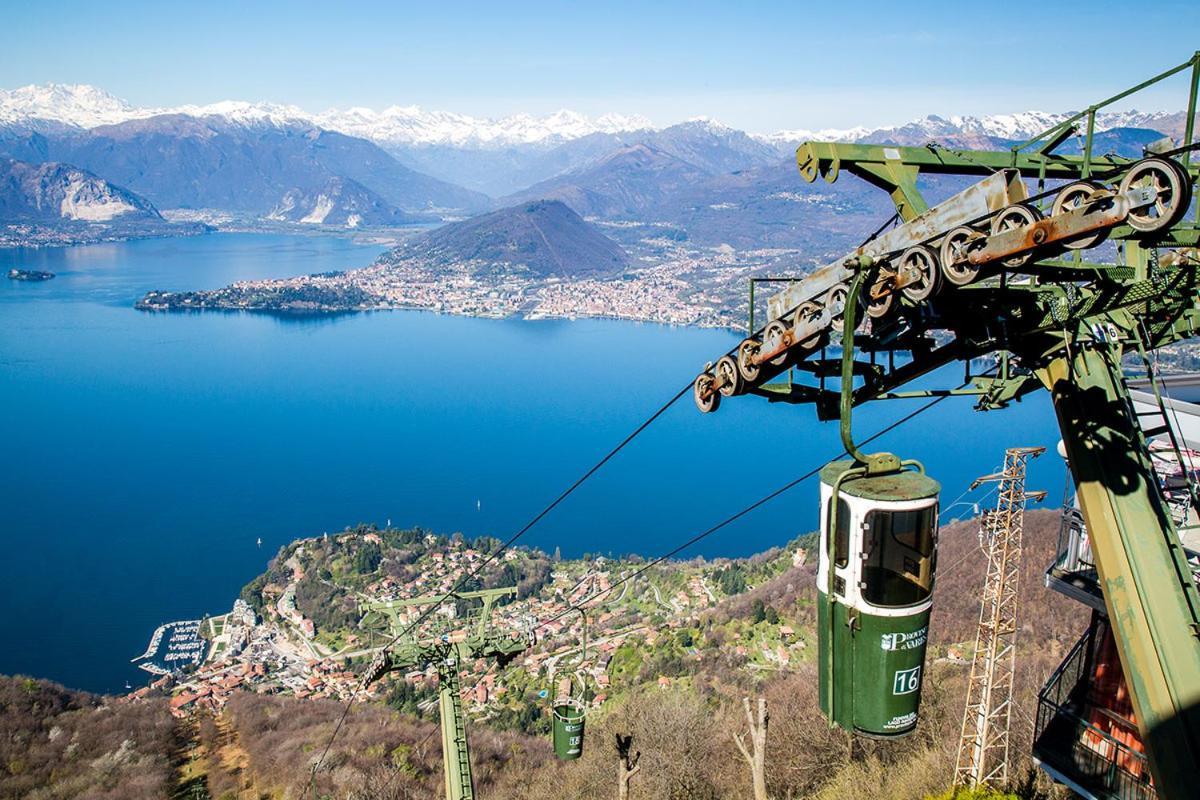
[
  {"left": 0, "top": 510, "right": 1083, "bottom": 799},
  {"left": 390, "top": 198, "right": 630, "bottom": 279}
]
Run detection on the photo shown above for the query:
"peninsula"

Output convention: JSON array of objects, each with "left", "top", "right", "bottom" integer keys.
[
  {"left": 91, "top": 511, "right": 1084, "bottom": 799},
  {"left": 134, "top": 200, "right": 783, "bottom": 329}
]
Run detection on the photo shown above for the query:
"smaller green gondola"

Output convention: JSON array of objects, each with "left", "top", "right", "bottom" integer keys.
[
  {"left": 552, "top": 607, "right": 594, "bottom": 761},
  {"left": 552, "top": 696, "right": 587, "bottom": 760}
]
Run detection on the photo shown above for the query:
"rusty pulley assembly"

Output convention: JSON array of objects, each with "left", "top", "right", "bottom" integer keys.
[{"left": 691, "top": 155, "right": 1194, "bottom": 414}]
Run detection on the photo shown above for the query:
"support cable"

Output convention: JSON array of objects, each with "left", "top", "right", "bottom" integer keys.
[
  {"left": 531, "top": 383, "right": 971, "bottom": 634},
  {"left": 301, "top": 310, "right": 823, "bottom": 796},
  {"left": 306, "top": 236, "right": 997, "bottom": 792},
  {"left": 300, "top": 381, "right": 692, "bottom": 796},
  {"left": 364, "top": 374, "right": 989, "bottom": 794}
]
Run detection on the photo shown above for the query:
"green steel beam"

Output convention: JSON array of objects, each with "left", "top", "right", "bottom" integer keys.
[
  {"left": 726, "top": 56, "right": 1200, "bottom": 795},
  {"left": 796, "top": 140, "right": 1131, "bottom": 186},
  {"left": 1036, "top": 343, "right": 1200, "bottom": 800},
  {"left": 437, "top": 654, "right": 474, "bottom": 800},
  {"left": 1186, "top": 53, "right": 1199, "bottom": 171}
]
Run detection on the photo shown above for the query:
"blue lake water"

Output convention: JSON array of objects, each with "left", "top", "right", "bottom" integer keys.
[{"left": 0, "top": 233, "right": 1067, "bottom": 693}]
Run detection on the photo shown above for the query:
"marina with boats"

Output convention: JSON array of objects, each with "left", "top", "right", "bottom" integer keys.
[{"left": 132, "top": 619, "right": 207, "bottom": 676}]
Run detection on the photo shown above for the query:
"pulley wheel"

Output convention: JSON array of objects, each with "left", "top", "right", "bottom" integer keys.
[
  {"left": 693, "top": 372, "right": 720, "bottom": 413},
  {"left": 899, "top": 244, "right": 940, "bottom": 302},
  {"left": 824, "top": 284, "right": 849, "bottom": 323},
  {"left": 1166, "top": 158, "right": 1194, "bottom": 220},
  {"left": 1119, "top": 157, "right": 1188, "bottom": 234},
  {"left": 735, "top": 338, "right": 762, "bottom": 384},
  {"left": 791, "top": 301, "right": 823, "bottom": 349},
  {"left": 1051, "top": 181, "right": 1108, "bottom": 250},
  {"left": 990, "top": 204, "right": 1042, "bottom": 268},
  {"left": 715, "top": 355, "right": 742, "bottom": 397},
  {"left": 939, "top": 226, "right": 984, "bottom": 286},
  {"left": 763, "top": 320, "right": 791, "bottom": 367},
  {"left": 866, "top": 268, "right": 896, "bottom": 319}
]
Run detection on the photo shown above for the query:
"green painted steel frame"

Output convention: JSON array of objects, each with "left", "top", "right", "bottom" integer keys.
[
  {"left": 369, "top": 587, "right": 528, "bottom": 800},
  {"left": 1037, "top": 344, "right": 1200, "bottom": 800},
  {"left": 777, "top": 55, "right": 1200, "bottom": 797}
]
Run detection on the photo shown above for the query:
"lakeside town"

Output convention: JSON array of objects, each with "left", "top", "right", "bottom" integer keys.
[
  {"left": 133, "top": 223, "right": 818, "bottom": 332},
  {"left": 135, "top": 525, "right": 809, "bottom": 724}
]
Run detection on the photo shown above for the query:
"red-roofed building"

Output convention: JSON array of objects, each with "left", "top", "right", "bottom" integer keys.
[{"left": 169, "top": 692, "right": 198, "bottom": 718}]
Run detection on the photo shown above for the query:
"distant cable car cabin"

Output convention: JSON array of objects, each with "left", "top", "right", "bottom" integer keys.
[
  {"left": 552, "top": 676, "right": 587, "bottom": 760},
  {"left": 552, "top": 608, "right": 592, "bottom": 760},
  {"left": 818, "top": 458, "right": 940, "bottom": 737}
]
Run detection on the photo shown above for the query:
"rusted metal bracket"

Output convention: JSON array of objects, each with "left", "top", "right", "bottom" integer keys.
[
  {"left": 752, "top": 383, "right": 840, "bottom": 419},
  {"left": 967, "top": 188, "right": 1151, "bottom": 267},
  {"left": 792, "top": 358, "right": 884, "bottom": 380}
]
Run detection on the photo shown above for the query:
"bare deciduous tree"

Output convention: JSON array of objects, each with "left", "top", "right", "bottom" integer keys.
[
  {"left": 615, "top": 733, "right": 641, "bottom": 800},
  {"left": 733, "top": 696, "right": 768, "bottom": 800}
]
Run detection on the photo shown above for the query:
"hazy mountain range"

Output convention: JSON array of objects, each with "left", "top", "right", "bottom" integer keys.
[
  {"left": 0, "top": 157, "right": 205, "bottom": 246},
  {"left": 2, "top": 83, "right": 1188, "bottom": 152},
  {"left": 0, "top": 83, "right": 1192, "bottom": 251}
]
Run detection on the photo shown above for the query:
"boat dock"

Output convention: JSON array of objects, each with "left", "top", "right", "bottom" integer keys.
[{"left": 132, "top": 619, "right": 207, "bottom": 675}]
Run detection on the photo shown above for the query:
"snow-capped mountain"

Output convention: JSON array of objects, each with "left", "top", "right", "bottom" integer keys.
[
  {"left": 0, "top": 84, "right": 651, "bottom": 149},
  {"left": 312, "top": 106, "right": 652, "bottom": 148},
  {"left": 2, "top": 82, "right": 1185, "bottom": 155},
  {"left": 755, "top": 126, "right": 873, "bottom": 148},
  {"left": 0, "top": 112, "right": 490, "bottom": 215},
  {"left": 0, "top": 84, "right": 138, "bottom": 129},
  {"left": 758, "top": 110, "right": 1186, "bottom": 149}
]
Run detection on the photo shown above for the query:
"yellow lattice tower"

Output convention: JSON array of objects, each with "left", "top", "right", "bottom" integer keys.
[{"left": 954, "top": 446, "right": 1046, "bottom": 789}]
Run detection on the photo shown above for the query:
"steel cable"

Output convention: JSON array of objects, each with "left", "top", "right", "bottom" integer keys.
[
  {"left": 308, "top": 264, "right": 896, "bottom": 795},
  {"left": 364, "top": 380, "right": 980, "bottom": 795},
  {"left": 300, "top": 378, "right": 694, "bottom": 796},
  {"left": 302, "top": 225, "right": 1001, "bottom": 792},
  {"left": 356, "top": 366, "right": 997, "bottom": 794},
  {"left": 529, "top": 381, "right": 974, "bottom": 635}
]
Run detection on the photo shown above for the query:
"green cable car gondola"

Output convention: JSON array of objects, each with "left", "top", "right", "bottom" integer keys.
[
  {"left": 552, "top": 681, "right": 587, "bottom": 760},
  {"left": 817, "top": 457, "right": 940, "bottom": 737},
  {"left": 552, "top": 608, "right": 591, "bottom": 760}
]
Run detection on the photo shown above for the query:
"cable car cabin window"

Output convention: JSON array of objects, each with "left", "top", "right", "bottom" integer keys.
[
  {"left": 861, "top": 506, "right": 936, "bottom": 607},
  {"left": 826, "top": 498, "right": 852, "bottom": 568}
]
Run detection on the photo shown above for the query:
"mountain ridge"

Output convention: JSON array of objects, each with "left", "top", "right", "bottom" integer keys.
[
  {"left": 0, "top": 114, "right": 490, "bottom": 217},
  {"left": 502, "top": 143, "right": 715, "bottom": 219},
  {"left": 0, "top": 83, "right": 651, "bottom": 148},
  {"left": 0, "top": 157, "right": 161, "bottom": 222},
  {"left": 4, "top": 82, "right": 1191, "bottom": 152},
  {"left": 397, "top": 198, "right": 629, "bottom": 278},
  {"left": 0, "top": 157, "right": 208, "bottom": 247}
]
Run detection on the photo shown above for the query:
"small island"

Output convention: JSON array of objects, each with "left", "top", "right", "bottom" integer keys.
[{"left": 7, "top": 268, "right": 56, "bottom": 282}]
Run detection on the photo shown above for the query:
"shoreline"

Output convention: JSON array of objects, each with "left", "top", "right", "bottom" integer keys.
[{"left": 134, "top": 294, "right": 745, "bottom": 332}]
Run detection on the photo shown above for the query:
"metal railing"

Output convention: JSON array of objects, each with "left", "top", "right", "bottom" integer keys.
[
  {"left": 1053, "top": 507, "right": 1098, "bottom": 578},
  {"left": 1033, "top": 621, "right": 1155, "bottom": 800},
  {"left": 1052, "top": 500, "right": 1200, "bottom": 594}
]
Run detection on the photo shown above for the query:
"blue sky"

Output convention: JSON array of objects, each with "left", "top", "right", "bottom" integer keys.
[{"left": 3, "top": 0, "right": 1199, "bottom": 131}]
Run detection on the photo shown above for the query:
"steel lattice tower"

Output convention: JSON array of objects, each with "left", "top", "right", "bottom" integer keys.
[{"left": 954, "top": 446, "right": 1046, "bottom": 789}]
